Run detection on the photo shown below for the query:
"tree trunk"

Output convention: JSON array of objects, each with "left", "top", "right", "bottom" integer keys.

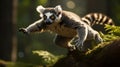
[
  {"left": 11, "top": 0, "right": 18, "bottom": 62},
  {"left": 0, "top": 0, "right": 17, "bottom": 62},
  {"left": 0, "top": 0, "right": 13, "bottom": 61}
]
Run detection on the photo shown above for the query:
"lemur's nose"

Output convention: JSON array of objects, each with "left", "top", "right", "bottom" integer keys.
[{"left": 45, "top": 19, "right": 52, "bottom": 25}]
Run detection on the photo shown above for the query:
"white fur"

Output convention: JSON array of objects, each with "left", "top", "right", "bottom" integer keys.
[
  {"left": 36, "top": 5, "right": 45, "bottom": 13},
  {"left": 45, "top": 12, "right": 53, "bottom": 19},
  {"left": 54, "top": 5, "right": 62, "bottom": 12}
]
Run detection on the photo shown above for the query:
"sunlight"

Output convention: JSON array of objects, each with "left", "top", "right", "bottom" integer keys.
[{"left": 66, "top": 1, "right": 75, "bottom": 9}]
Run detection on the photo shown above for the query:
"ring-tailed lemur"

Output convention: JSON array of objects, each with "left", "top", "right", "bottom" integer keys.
[{"left": 19, "top": 5, "right": 103, "bottom": 51}]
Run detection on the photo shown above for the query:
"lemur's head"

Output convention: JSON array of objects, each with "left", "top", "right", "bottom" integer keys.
[{"left": 36, "top": 5, "right": 62, "bottom": 25}]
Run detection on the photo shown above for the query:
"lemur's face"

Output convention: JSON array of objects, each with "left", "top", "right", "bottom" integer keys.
[{"left": 36, "top": 5, "right": 62, "bottom": 25}]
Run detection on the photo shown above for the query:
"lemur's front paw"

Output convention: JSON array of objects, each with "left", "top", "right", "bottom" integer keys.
[
  {"left": 19, "top": 28, "right": 29, "bottom": 34},
  {"left": 68, "top": 45, "right": 76, "bottom": 51}
]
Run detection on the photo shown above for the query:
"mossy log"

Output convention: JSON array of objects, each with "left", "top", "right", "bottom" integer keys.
[{"left": 53, "top": 39, "right": 120, "bottom": 67}]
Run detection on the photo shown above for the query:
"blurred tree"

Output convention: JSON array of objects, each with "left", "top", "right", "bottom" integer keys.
[
  {"left": 11, "top": 0, "right": 18, "bottom": 62},
  {"left": 0, "top": 0, "right": 17, "bottom": 62},
  {"left": 0, "top": 0, "right": 12, "bottom": 60},
  {"left": 0, "top": 0, "right": 13, "bottom": 61}
]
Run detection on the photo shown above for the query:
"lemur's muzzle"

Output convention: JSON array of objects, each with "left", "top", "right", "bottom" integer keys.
[{"left": 45, "top": 19, "right": 52, "bottom": 25}]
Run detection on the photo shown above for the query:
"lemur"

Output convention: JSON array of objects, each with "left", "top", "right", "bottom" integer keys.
[{"left": 19, "top": 5, "right": 103, "bottom": 51}]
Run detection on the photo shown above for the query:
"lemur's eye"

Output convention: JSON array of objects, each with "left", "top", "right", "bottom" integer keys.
[
  {"left": 43, "top": 15, "right": 47, "bottom": 20},
  {"left": 50, "top": 15, "right": 55, "bottom": 20}
]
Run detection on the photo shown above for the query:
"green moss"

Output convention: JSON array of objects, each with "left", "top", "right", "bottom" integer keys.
[{"left": 32, "top": 50, "right": 64, "bottom": 66}]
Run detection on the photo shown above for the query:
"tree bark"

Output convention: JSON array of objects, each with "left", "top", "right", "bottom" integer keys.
[{"left": 53, "top": 39, "right": 120, "bottom": 67}]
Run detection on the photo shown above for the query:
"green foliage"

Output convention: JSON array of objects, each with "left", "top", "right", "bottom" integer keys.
[
  {"left": 105, "top": 25, "right": 120, "bottom": 36},
  {"left": 101, "top": 25, "right": 120, "bottom": 42},
  {"left": 33, "top": 50, "right": 63, "bottom": 66},
  {"left": 87, "top": 25, "right": 120, "bottom": 55}
]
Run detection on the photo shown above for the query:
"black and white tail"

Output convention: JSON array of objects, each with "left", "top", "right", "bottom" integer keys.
[{"left": 81, "top": 13, "right": 114, "bottom": 26}]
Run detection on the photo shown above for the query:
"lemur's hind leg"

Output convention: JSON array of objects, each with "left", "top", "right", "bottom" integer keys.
[{"left": 54, "top": 35, "right": 75, "bottom": 51}]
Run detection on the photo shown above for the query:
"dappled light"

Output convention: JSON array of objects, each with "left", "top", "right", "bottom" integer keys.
[
  {"left": 66, "top": 1, "right": 75, "bottom": 9},
  {"left": 0, "top": 0, "right": 120, "bottom": 67}
]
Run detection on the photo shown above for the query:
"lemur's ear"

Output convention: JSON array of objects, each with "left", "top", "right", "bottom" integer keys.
[
  {"left": 36, "top": 5, "right": 45, "bottom": 13},
  {"left": 54, "top": 5, "right": 62, "bottom": 13}
]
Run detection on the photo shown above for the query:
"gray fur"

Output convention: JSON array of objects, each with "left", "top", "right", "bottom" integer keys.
[{"left": 19, "top": 5, "right": 103, "bottom": 51}]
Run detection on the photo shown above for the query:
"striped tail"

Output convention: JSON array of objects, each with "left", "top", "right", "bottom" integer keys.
[{"left": 81, "top": 13, "right": 114, "bottom": 26}]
